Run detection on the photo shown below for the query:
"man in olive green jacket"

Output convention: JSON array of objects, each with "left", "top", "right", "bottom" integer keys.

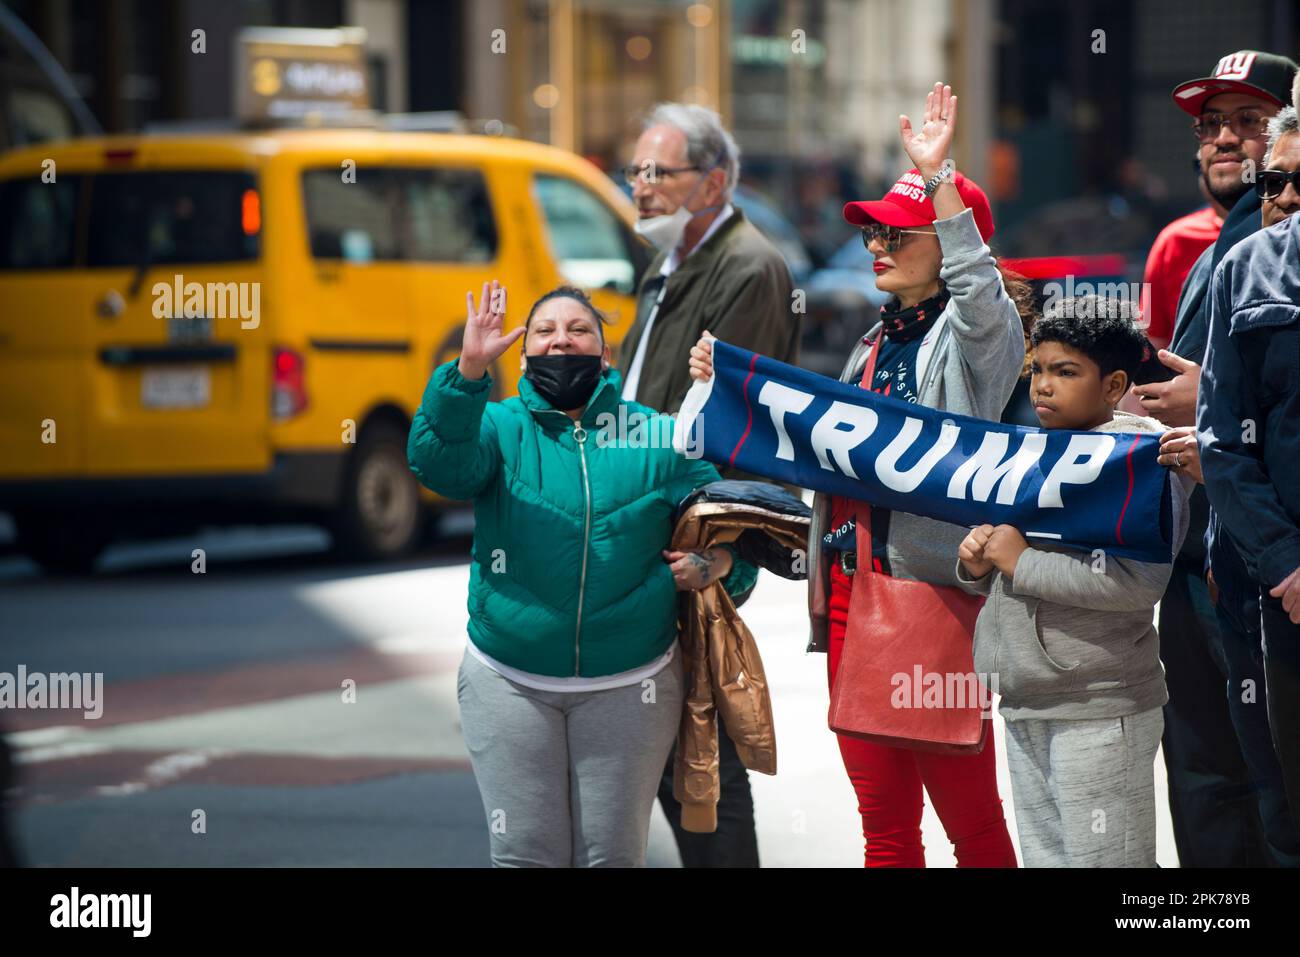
[
  {"left": 622, "top": 102, "right": 798, "bottom": 869},
  {"left": 619, "top": 107, "right": 800, "bottom": 426},
  {"left": 619, "top": 208, "right": 799, "bottom": 419}
]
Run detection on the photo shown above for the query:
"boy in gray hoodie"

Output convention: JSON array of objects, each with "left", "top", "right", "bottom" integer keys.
[{"left": 956, "top": 297, "right": 1193, "bottom": 867}]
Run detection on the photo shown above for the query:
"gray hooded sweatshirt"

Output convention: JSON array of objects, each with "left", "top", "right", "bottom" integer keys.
[{"left": 955, "top": 411, "right": 1193, "bottom": 721}]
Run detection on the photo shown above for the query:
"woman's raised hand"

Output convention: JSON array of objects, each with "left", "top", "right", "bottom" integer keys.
[
  {"left": 459, "top": 280, "right": 525, "bottom": 381},
  {"left": 900, "top": 82, "right": 957, "bottom": 179},
  {"left": 688, "top": 330, "right": 716, "bottom": 383}
]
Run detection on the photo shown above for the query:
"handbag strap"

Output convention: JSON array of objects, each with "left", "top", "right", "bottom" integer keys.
[
  {"left": 853, "top": 333, "right": 883, "bottom": 561},
  {"left": 858, "top": 330, "right": 882, "bottom": 389}
]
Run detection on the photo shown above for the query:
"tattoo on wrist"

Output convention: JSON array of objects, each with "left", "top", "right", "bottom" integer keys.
[{"left": 687, "top": 551, "right": 715, "bottom": 583}]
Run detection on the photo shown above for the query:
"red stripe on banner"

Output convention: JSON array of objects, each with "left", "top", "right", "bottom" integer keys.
[
  {"left": 1115, "top": 434, "right": 1141, "bottom": 546},
  {"left": 1000, "top": 254, "right": 1129, "bottom": 279},
  {"left": 727, "top": 352, "right": 761, "bottom": 468}
]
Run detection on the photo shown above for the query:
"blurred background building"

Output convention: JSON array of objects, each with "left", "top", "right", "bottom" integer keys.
[{"left": 2, "top": 0, "right": 1298, "bottom": 262}]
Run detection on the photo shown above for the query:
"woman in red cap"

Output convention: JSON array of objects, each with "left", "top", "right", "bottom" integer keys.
[{"left": 689, "top": 83, "right": 1034, "bottom": 866}]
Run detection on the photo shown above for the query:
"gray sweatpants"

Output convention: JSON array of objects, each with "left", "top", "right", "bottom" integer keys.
[
  {"left": 1004, "top": 706, "right": 1164, "bottom": 867},
  {"left": 456, "top": 648, "right": 684, "bottom": 867}
]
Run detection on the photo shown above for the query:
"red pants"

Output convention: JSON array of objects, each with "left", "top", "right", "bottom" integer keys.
[{"left": 828, "top": 560, "right": 1018, "bottom": 867}]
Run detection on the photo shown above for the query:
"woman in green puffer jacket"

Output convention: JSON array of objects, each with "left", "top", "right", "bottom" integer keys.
[{"left": 407, "top": 280, "right": 757, "bottom": 868}]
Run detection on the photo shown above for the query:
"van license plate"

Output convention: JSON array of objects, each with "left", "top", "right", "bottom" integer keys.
[{"left": 141, "top": 367, "right": 210, "bottom": 409}]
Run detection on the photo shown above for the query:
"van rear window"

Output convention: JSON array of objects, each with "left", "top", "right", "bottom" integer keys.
[
  {"left": 0, "top": 176, "right": 79, "bottom": 269},
  {"left": 85, "top": 171, "right": 260, "bottom": 266},
  {"left": 302, "top": 166, "right": 497, "bottom": 263}
]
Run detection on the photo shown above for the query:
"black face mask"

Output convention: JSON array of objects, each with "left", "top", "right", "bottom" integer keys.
[{"left": 524, "top": 353, "right": 604, "bottom": 411}]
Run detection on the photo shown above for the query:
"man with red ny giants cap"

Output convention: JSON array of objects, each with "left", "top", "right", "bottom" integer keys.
[
  {"left": 1141, "top": 52, "right": 1297, "bottom": 352},
  {"left": 1138, "top": 50, "right": 1300, "bottom": 868}
]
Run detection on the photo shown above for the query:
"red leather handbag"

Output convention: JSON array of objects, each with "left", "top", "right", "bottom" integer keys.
[{"left": 826, "top": 335, "right": 989, "bottom": 754}]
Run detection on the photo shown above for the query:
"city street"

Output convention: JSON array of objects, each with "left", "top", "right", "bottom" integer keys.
[{"left": 0, "top": 516, "right": 1179, "bottom": 867}]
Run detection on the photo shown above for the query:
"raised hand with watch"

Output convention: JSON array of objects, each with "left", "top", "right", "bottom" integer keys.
[{"left": 899, "top": 82, "right": 965, "bottom": 220}]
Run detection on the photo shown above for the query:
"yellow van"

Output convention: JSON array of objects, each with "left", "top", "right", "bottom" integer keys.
[{"left": 0, "top": 129, "right": 650, "bottom": 571}]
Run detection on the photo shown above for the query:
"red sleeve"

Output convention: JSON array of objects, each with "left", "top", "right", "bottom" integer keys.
[{"left": 1141, "top": 232, "right": 1178, "bottom": 345}]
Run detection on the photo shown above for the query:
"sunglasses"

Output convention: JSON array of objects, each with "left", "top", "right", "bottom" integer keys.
[
  {"left": 860, "top": 223, "right": 937, "bottom": 253},
  {"left": 1191, "top": 108, "right": 1269, "bottom": 143},
  {"left": 1256, "top": 168, "right": 1300, "bottom": 200}
]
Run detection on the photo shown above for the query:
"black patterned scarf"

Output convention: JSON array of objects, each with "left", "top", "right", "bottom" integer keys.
[{"left": 879, "top": 286, "right": 951, "bottom": 340}]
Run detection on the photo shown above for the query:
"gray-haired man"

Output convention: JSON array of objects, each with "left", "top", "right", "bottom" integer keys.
[
  {"left": 619, "top": 103, "right": 799, "bottom": 415},
  {"left": 1259, "top": 105, "right": 1300, "bottom": 227},
  {"left": 620, "top": 103, "right": 799, "bottom": 868}
]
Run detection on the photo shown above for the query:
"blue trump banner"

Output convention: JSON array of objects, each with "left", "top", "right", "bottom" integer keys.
[{"left": 674, "top": 340, "right": 1172, "bottom": 562}]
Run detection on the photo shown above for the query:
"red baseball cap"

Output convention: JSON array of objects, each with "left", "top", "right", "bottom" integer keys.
[{"left": 843, "top": 168, "right": 995, "bottom": 243}]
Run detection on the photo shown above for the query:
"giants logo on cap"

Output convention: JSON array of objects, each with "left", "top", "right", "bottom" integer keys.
[{"left": 1213, "top": 51, "right": 1257, "bottom": 81}]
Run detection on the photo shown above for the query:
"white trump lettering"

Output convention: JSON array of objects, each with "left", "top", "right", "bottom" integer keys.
[
  {"left": 757, "top": 381, "right": 814, "bottom": 461},
  {"left": 875, "top": 417, "right": 961, "bottom": 492},
  {"left": 809, "top": 401, "right": 879, "bottom": 478},
  {"left": 947, "top": 431, "right": 1047, "bottom": 504},
  {"left": 1038, "top": 434, "right": 1115, "bottom": 508}
]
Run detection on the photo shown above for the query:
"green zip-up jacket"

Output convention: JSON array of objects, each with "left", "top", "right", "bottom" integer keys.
[{"left": 407, "top": 359, "right": 758, "bottom": 677}]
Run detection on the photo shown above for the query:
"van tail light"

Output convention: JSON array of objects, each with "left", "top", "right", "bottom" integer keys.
[
  {"left": 272, "top": 347, "right": 307, "bottom": 420},
  {"left": 241, "top": 189, "right": 261, "bottom": 236}
]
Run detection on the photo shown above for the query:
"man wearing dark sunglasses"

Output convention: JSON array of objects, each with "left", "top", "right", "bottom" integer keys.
[
  {"left": 1140, "top": 51, "right": 1300, "bottom": 869},
  {"left": 1258, "top": 107, "right": 1300, "bottom": 227},
  {"left": 1258, "top": 166, "right": 1300, "bottom": 216}
]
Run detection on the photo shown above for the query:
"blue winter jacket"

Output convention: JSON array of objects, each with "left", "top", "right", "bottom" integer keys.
[{"left": 1198, "top": 213, "right": 1300, "bottom": 589}]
